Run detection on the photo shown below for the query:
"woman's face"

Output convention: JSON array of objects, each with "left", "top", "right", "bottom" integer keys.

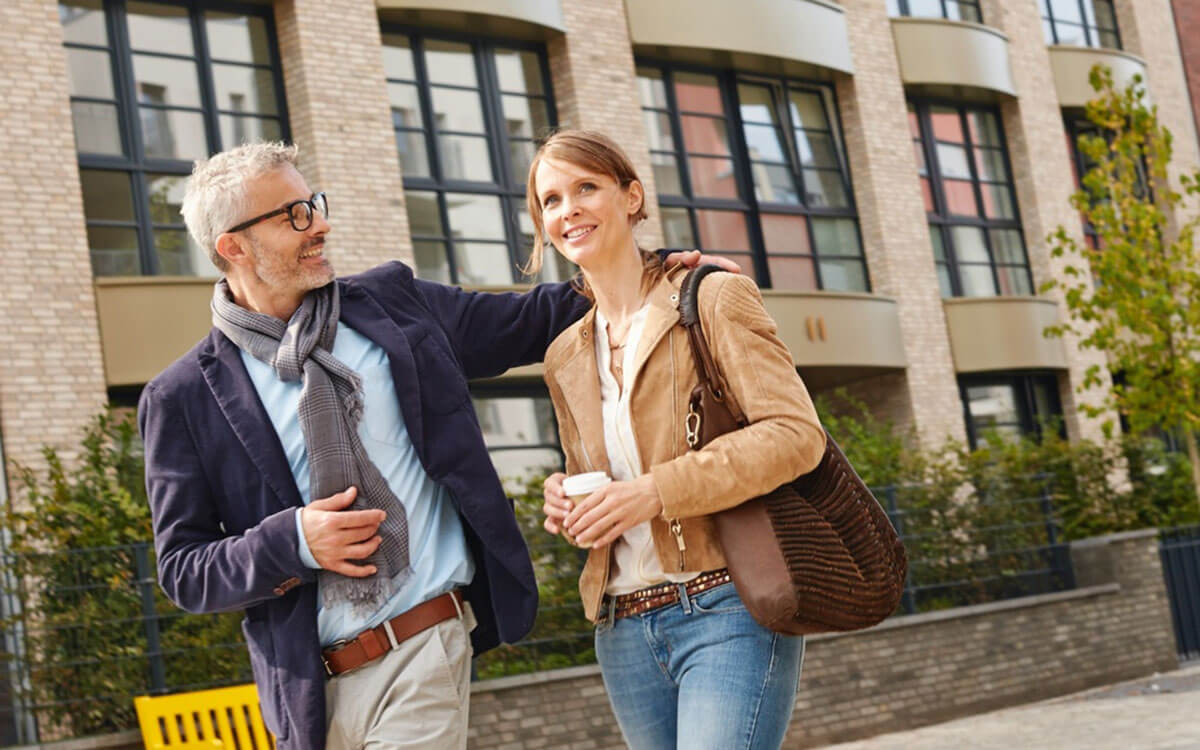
[{"left": 534, "top": 157, "right": 643, "bottom": 271}]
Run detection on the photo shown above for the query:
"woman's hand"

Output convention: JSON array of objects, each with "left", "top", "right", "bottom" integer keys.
[
  {"left": 542, "top": 472, "right": 571, "bottom": 536},
  {"left": 563, "top": 474, "right": 663, "bottom": 548}
]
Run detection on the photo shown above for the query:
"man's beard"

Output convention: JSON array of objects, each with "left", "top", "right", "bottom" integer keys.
[{"left": 247, "top": 234, "right": 334, "bottom": 292}]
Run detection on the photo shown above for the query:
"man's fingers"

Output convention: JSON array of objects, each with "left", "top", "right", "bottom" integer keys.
[
  {"left": 309, "top": 486, "right": 358, "bottom": 510},
  {"left": 341, "top": 536, "right": 383, "bottom": 560},
  {"left": 328, "top": 508, "right": 386, "bottom": 529}
]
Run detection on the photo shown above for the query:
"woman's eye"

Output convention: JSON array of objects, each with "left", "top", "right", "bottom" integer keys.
[
  {"left": 543, "top": 195, "right": 559, "bottom": 207},
  {"left": 580, "top": 182, "right": 596, "bottom": 193}
]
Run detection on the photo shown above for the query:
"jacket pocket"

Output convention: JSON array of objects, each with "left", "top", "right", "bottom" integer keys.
[{"left": 241, "top": 617, "right": 287, "bottom": 740}]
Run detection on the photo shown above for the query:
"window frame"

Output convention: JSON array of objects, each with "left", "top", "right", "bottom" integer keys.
[
  {"left": 381, "top": 25, "right": 558, "bottom": 287},
  {"left": 887, "top": 0, "right": 982, "bottom": 22},
  {"left": 637, "top": 57, "right": 869, "bottom": 292},
  {"left": 910, "top": 98, "right": 1033, "bottom": 298},
  {"left": 1040, "top": 0, "right": 1122, "bottom": 50},
  {"left": 469, "top": 381, "right": 565, "bottom": 487},
  {"left": 65, "top": 0, "right": 290, "bottom": 277},
  {"left": 958, "top": 372, "right": 1065, "bottom": 450}
]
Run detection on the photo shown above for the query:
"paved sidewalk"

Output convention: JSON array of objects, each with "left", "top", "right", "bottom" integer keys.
[{"left": 823, "top": 663, "right": 1200, "bottom": 749}]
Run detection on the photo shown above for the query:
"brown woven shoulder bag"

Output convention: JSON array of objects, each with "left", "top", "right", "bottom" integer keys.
[{"left": 679, "top": 265, "right": 908, "bottom": 635}]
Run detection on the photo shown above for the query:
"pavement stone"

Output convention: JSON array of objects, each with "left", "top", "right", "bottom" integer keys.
[{"left": 822, "top": 663, "right": 1200, "bottom": 749}]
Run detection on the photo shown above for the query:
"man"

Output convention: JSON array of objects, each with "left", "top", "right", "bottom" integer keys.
[{"left": 140, "top": 141, "right": 727, "bottom": 749}]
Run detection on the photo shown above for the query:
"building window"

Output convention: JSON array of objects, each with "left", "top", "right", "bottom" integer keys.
[
  {"left": 60, "top": 0, "right": 287, "bottom": 277},
  {"left": 886, "top": 0, "right": 982, "bottom": 23},
  {"left": 637, "top": 62, "right": 867, "bottom": 292},
  {"left": 471, "top": 387, "right": 563, "bottom": 493},
  {"left": 383, "top": 30, "right": 570, "bottom": 286},
  {"left": 959, "top": 373, "right": 1063, "bottom": 449},
  {"left": 909, "top": 100, "right": 1032, "bottom": 298},
  {"left": 1039, "top": 0, "right": 1121, "bottom": 49}
]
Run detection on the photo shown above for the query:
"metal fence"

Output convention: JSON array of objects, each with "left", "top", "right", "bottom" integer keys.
[
  {"left": 475, "top": 476, "right": 1077, "bottom": 678},
  {"left": 0, "top": 479, "right": 1075, "bottom": 744},
  {"left": 1159, "top": 524, "right": 1200, "bottom": 661}
]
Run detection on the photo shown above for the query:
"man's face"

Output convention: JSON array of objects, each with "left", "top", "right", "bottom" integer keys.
[{"left": 237, "top": 165, "right": 334, "bottom": 298}]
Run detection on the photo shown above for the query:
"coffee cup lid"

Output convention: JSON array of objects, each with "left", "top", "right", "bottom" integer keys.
[{"left": 562, "top": 471, "right": 612, "bottom": 496}]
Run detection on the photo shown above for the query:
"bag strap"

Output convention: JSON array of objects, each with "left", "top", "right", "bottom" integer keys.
[{"left": 679, "top": 265, "right": 749, "bottom": 428}]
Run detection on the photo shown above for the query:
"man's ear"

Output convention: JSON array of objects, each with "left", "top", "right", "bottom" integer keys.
[{"left": 215, "top": 232, "right": 251, "bottom": 268}]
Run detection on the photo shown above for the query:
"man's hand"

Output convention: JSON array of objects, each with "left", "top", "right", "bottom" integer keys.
[
  {"left": 664, "top": 249, "right": 742, "bottom": 274},
  {"left": 563, "top": 474, "right": 663, "bottom": 548},
  {"left": 300, "top": 487, "right": 385, "bottom": 577}
]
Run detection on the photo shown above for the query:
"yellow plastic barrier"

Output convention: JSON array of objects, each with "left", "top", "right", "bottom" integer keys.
[{"left": 134, "top": 683, "right": 274, "bottom": 749}]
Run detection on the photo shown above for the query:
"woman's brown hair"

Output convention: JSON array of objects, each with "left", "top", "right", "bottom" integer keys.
[{"left": 523, "top": 129, "right": 663, "bottom": 299}]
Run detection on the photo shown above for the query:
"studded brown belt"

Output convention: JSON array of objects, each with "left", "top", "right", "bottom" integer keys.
[{"left": 607, "top": 569, "right": 733, "bottom": 620}]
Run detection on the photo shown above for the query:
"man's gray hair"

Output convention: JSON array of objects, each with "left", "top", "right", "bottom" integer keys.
[{"left": 181, "top": 141, "right": 300, "bottom": 272}]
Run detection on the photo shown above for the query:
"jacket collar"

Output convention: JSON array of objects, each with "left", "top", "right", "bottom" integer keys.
[
  {"left": 194, "top": 279, "right": 428, "bottom": 508},
  {"left": 548, "top": 268, "right": 684, "bottom": 475}
]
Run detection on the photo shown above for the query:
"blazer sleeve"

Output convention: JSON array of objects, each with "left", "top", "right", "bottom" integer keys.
[
  {"left": 139, "top": 383, "right": 315, "bottom": 614},
  {"left": 414, "top": 278, "right": 589, "bottom": 379},
  {"left": 650, "top": 273, "right": 826, "bottom": 520}
]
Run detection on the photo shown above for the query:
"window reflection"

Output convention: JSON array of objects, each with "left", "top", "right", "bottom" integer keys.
[{"left": 471, "top": 393, "right": 563, "bottom": 493}]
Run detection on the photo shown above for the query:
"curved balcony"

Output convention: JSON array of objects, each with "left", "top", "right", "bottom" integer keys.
[
  {"left": 625, "top": 0, "right": 852, "bottom": 75},
  {"left": 891, "top": 17, "right": 1015, "bottom": 99},
  {"left": 762, "top": 291, "right": 907, "bottom": 389},
  {"left": 94, "top": 277, "right": 216, "bottom": 386},
  {"left": 1047, "top": 45, "right": 1148, "bottom": 108},
  {"left": 375, "top": 0, "right": 564, "bottom": 33},
  {"left": 942, "top": 297, "right": 1068, "bottom": 374}
]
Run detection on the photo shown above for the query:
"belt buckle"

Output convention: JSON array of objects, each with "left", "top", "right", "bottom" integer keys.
[{"left": 322, "top": 638, "right": 351, "bottom": 677}]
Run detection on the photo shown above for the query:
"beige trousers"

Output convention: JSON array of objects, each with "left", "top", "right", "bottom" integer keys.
[{"left": 324, "top": 604, "right": 475, "bottom": 750}]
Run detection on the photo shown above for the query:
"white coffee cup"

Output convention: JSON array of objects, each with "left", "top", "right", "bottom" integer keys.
[
  {"left": 562, "top": 471, "right": 612, "bottom": 500},
  {"left": 560, "top": 472, "right": 611, "bottom": 546}
]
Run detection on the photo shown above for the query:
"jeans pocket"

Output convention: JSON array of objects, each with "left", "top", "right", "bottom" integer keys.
[{"left": 689, "top": 581, "right": 745, "bottom": 615}]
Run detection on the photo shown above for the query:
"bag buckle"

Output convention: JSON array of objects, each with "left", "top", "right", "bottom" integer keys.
[{"left": 686, "top": 408, "right": 701, "bottom": 449}]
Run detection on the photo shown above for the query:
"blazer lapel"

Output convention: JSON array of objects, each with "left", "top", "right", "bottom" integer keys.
[
  {"left": 551, "top": 310, "right": 612, "bottom": 477},
  {"left": 337, "top": 282, "right": 425, "bottom": 454},
  {"left": 199, "top": 331, "right": 303, "bottom": 511}
]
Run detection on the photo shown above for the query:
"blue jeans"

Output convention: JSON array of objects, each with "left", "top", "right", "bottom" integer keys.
[{"left": 594, "top": 581, "right": 804, "bottom": 750}]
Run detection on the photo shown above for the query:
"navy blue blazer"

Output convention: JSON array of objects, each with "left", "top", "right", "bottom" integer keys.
[{"left": 138, "top": 262, "right": 587, "bottom": 749}]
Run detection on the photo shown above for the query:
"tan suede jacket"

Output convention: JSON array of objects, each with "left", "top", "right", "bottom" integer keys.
[{"left": 543, "top": 267, "right": 826, "bottom": 622}]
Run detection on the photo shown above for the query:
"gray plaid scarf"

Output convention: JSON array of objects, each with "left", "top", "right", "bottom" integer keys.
[{"left": 212, "top": 279, "right": 410, "bottom": 616}]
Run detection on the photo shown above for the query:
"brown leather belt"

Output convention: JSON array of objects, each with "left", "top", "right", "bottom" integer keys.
[
  {"left": 607, "top": 569, "right": 732, "bottom": 620},
  {"left": 322, "top": 590, "right": 465, "bottom": 677}
]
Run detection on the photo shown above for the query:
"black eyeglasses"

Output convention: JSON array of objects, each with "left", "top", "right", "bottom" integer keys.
[{"left": 226, "top": 192, "right": 329, "bottom": 234}]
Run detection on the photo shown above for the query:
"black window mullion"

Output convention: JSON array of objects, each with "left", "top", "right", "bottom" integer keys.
[
  {"left": 191, "top": 3, "right": 223, "bottom": 153},
  {"left": 476, "top": 40, "right": 522, "bottom": 276},
  {"left": 724, "top": 72, "right": 770, "bottom": 286},
  {"left": 410, "top": 36, "right": 443, "bottom": 186},
  {"left": 659, "top": 68, "right": 693, "bottom": 203},
  {"left": 918, "top": 104, "right": 962, "bottom": 295},
  {"left": 957, "top": 107, "right": 1002, "bottom": 296}
]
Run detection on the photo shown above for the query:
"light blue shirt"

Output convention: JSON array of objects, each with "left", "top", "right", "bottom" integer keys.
[{"left": 241, "top": 322, "right": 474, "bottom": 647}]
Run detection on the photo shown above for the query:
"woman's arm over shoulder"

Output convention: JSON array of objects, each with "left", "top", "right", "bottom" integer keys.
[{"left": 650, "top": 272, "right": 826, "bottom": 520}]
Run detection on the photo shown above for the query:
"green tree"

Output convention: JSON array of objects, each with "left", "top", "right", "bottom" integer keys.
[
  {"left": 1044, "top": 65, "right": 1200, "bottom": 505},
  {"left": 4, "top": 410, "right": 248, "bottom": 739}
]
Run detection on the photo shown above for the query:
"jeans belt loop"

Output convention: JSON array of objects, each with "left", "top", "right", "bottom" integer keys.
[{"left": 677, "top": 582, "right": 693, "bottom": 615}]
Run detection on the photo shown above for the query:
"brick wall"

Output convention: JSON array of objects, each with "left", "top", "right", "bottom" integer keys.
[
  {"left": 0, "top": 0, "right": 108, "bottom": 487},
  {"left": 467, "top": 530, "right": 1177, "bottom": 748},
  {"left": 834, "top": 1, "right": 966, "bottom": 448},
  {"left": 980, "top": 0, "right": 1117, "bottom": 445},
  {"left": 545, "top": 0, "right": 664, "bottom": 251},
  {"left": 274, "top": 0, "right": 412, "bottom": 274},
  {"left": 1172, "top": 0, "right": 1200, "bottom": 142}
]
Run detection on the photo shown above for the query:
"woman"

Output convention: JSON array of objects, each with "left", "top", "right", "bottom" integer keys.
[{"left": 529, "top": 130, "right": 827, "bottom": 750}]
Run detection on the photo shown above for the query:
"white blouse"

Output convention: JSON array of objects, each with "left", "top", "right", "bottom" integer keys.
[{"left": 594, "top": 306, "right": 701, "bottom": 595}]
